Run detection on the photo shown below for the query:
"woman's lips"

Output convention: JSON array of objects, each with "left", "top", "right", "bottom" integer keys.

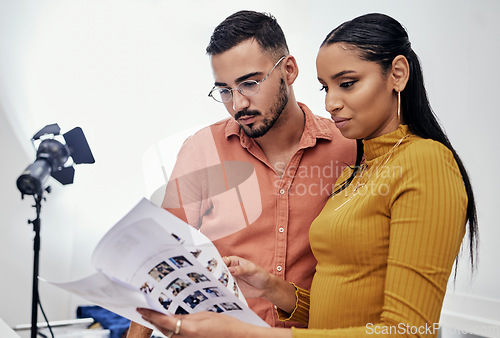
[{"left": 333, "top": 117, "right": 351, "bottom": 129}]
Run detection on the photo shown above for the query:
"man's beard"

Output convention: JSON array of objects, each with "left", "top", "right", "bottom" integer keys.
[{"left": 236, "top": 79, "right": 289, "bottom": 138}]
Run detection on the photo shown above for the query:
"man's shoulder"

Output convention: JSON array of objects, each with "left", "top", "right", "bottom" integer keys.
[
  {"left": 311, "top": 113, "right": 336, "bottom": 127},
  {"left": 298, "top": 102, "right": 338, "bottom": 138},
  {"left": 185, "top": 117, "right": 233, "bottom": 143},
  {"left": 307, "top": 111, "right": 349, "bottom": 143},
  {"left": 209, "top": 117, "right": 235, "bottom": 133}
]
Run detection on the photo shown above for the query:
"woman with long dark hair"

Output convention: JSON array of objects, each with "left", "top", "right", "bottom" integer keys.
[{"left": 137, "top": 13, "right": 478, "bottom": 338}]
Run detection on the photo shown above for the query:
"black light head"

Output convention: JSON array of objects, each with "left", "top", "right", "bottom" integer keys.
[{"left": 16, "top": 123, "right": 95, "bottom": 197}]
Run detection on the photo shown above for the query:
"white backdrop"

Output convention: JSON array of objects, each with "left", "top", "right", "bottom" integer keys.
[{"left": 1, "top": 0, "right": 499, "bottom": 336}]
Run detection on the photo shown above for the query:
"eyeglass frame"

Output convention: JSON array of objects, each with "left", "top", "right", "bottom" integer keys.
[{"left": 208, "top": 55, "right": 286, "bottom": 103}]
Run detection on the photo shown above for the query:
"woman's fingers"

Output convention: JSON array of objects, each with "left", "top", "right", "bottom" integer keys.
[
  {"left": 223, "top": 256, "right": 252, "bottom": 274},
  {"left": 222, "top": 256, "right": 231, "bottom": 266},
  {"left": 136, "top": 309, "right": 251, "bottom": 338},
  {"left": 137, "top": 308, "right": 178, "bottom": 336},
  {"left": 224, "top": 255, "right": 247, "bottom": 267}
]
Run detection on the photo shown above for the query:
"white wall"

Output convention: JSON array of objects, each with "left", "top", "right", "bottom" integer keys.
[{"left": 1, "top": 0, "right": 499, "bottom": 336}]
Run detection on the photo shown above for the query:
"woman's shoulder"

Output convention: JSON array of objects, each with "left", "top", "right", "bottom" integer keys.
[
  {"left": 395, "top": 135, "right": 461, "bottom": 178},
  {"left": 400, "top": 135, "right": 454, "bottom": 162}
]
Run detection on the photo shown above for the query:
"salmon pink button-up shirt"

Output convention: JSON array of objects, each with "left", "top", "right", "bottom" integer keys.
[{"left": 162, "top": 103, "right": 355, "bottom": 327}]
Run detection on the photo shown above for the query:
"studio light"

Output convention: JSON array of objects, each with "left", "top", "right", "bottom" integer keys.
[{"left": 16, "top": 123, "right": 95, "bottom": 197}]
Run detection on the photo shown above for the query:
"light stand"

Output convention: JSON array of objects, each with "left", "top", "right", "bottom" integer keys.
[
  {"left": 16, "top": 123, "right": 94, "bottom": 338},
  {"left": 28, "top": 190, "right": 46, "bottom": 338}
]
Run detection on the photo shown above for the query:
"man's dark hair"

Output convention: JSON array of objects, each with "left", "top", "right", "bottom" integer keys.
[{"left": 206, "top": 10, "right": 289, "bottom": 58}]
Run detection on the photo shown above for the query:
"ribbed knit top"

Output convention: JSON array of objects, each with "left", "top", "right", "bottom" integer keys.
[{"left": 281, "top": 125, "right": 468, "bottom": 337}]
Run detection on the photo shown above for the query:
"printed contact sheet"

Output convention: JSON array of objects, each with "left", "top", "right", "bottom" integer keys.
[{"left": 43, "top": 198, "right": 268, "bottom": 329}]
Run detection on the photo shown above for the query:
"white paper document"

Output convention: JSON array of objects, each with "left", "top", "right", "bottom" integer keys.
[{"left": 43, "top": 198, "right": 269, "bottom": 329}]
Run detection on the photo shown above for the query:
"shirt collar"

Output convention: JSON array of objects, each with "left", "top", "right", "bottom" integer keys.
[{"left": 224, "top": 102, "right": 333, "bottom": 149}]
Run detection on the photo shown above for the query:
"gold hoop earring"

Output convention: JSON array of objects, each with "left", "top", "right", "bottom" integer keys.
[{"left": 397, "top": 91, "right": 401, "bottom": 123}]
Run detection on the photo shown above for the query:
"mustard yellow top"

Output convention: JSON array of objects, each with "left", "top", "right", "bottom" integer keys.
[{"left": 279, "top": 125, "right": 467, "bottom": 337}]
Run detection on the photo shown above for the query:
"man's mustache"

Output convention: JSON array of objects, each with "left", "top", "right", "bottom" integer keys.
[{"left": 235, "top": 109, "right": 261, "bottom": 121}]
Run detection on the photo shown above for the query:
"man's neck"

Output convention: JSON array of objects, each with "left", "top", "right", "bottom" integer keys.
[{"left": 254, "top": 101, "right": 305, "bottom": 175}]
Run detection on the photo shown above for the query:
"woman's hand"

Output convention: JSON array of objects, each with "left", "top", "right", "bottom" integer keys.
[
  {"left": 137, "top": 309, "right": 292, "bottom": 338},
  {"left": 223, "top": 256, "right": 273, "bottom": 299},
  {"left": 224, "top": 256, "right": 298, "bottom": 313},
  {"left": 138, "top": 310, "right": 245, "bottom": 338}
]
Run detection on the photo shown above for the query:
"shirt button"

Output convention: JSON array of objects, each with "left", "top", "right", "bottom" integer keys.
[
  {"left": 276, "top": 265, "right": 282, "bottom": 272},
  {"left": 278, "top": 227, "right": 284, "bottom": 233},
  {"left": 279, "top": 189, "right": 285, "bottom": 195}
]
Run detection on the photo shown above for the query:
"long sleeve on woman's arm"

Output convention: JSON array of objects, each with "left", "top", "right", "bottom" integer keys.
[{"left": 277, "top": 284, "right": 310, "bottom": 324}]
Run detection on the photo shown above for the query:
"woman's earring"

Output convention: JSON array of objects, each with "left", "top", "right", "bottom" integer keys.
[{"left": 397, "top": 91, "right": 401, "bottom": 123}]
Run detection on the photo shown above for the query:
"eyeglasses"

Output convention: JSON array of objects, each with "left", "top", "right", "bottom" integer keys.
[{"left": 208, "top": 56, "right": 286, "bottom": 103}]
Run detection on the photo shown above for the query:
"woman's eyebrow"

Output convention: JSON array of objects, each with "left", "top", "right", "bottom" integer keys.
[{"left": 331, "top": 70, "right": 356, "bottom": 80}]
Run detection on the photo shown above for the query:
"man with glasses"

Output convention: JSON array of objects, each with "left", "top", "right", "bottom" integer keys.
[{"left": 127, "top": 10, "right": 355, "bottom": 337}]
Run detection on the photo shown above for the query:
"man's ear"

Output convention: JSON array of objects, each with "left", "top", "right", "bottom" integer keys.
[
  {"left": 391, "top": 55, "right": 410, "bottom": 92},
  {"left": 283, "top": 55, "right": 299, "bottom": 85}
]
